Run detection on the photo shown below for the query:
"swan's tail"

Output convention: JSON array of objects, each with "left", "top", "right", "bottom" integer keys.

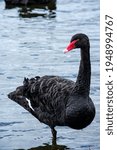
[{"left": 7, "top": 77, "right": 41, "bottom": 120}]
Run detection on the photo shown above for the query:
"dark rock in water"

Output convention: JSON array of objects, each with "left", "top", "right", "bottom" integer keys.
[{"left": 4, "top": 0, "right": 56, "bottom": 10}]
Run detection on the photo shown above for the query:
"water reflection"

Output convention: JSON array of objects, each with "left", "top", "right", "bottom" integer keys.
[
  {"left": 18, "top": 7, "right": 56, "bottom": 18},
  {"left": 18, "top": 144, "right": 69, "bottom": 150}
]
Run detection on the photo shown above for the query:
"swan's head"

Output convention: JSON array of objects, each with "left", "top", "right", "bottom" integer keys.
[{"left": 64, "top": 33, "right": 89, "bottom": 53}]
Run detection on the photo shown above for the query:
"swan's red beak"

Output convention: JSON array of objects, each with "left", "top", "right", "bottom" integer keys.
[{"left": 64, "top": 40, "right": 78, "bottom": 53}]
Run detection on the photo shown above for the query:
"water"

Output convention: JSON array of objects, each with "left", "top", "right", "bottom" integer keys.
[{"left": 0, "top": 0, "right": 100, "bottom": 149}]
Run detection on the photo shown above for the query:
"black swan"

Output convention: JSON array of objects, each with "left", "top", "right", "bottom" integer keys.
[
  {"left": 8, "top": 33, "right": 95, "bottom": 145},
  {"left": 5, "top": 0, "right": 56, "bottom": 10}
]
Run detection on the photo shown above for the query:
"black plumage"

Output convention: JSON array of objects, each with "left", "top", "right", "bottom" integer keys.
[{"left": 8, "top": 33, "right": 96, "bottom": 145}]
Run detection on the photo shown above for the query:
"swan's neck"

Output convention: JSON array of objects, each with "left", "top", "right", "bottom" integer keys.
[{"left": 73, "top": 45, "right": 91, "bottom": 95}]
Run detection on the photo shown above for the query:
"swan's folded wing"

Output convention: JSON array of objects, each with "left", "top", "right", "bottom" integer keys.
[{"left": 29, "top": 75, "right": 75, "bottom": 125}]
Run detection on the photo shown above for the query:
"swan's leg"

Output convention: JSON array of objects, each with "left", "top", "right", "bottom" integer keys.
[{"left": 51, "top": 127, "right": 57, "bottom": 145}]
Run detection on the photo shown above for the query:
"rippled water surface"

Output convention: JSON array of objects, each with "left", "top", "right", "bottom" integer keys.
[{"left": 0, "top": 0, "right": 99, "bottom": 149}]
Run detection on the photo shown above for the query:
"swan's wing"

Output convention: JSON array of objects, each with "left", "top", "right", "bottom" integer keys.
[
  {"left": 29, "top": 75, "right": 75, "bottom": 126},
  {"left": 30, "top": 75, "right": 75, "bottom": 108},
  {"left": 8, "top": 75, "right": 75, "bottom": 126}
]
